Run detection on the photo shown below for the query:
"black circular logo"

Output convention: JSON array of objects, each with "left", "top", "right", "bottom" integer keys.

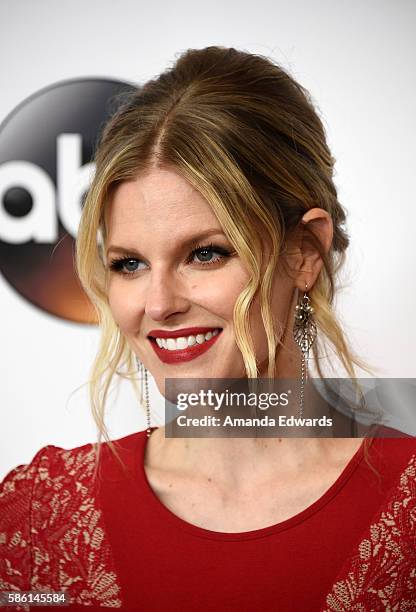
[{"left": 0, "top": 78, "right": 134, "bottom": 323}]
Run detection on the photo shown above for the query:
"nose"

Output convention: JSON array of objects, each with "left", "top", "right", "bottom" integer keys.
[{"left": 144, "top": 268, "right": 190, "bottom": 322}]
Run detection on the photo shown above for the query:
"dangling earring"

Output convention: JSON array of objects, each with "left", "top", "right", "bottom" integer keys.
[
  {"left": 136, "top": 357, "right": 152, "bottom": 437},
  {"left": 293, "top": 283, "right": 317, "bottom": 418}
]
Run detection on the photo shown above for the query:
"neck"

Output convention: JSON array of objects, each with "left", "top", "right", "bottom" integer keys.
[{"left": 146, "top": 427, "right": 364, "bottom": 496}]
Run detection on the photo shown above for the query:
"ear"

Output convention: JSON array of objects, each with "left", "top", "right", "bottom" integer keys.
[{"left": 283, "top": 208, "right": 334, "bottom": 290}]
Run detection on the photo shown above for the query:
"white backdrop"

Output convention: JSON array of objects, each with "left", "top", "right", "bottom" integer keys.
[{"left": 1, "top": 0, "right": 415, "bottom": 478}]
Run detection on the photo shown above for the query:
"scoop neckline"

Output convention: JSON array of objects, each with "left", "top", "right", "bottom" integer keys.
[{"left": 134, "top": 427, "right": 373, "bottom": 541}]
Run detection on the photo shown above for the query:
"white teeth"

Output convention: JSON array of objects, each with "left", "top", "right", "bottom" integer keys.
[
  {"left": 153, "top": 329, "right": 221, "bottom": 350},
  {"left": 176, "top": 337, "right": 188, "bottom": 350}
]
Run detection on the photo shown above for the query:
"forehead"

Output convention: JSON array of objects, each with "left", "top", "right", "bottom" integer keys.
[{"left": 105, "top": 168, "right": 220, "bottom": 237}]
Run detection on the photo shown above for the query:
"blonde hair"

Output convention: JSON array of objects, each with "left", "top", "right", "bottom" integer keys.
[{"left": 75, "top": 46, "right": 377, "bottom": 475}]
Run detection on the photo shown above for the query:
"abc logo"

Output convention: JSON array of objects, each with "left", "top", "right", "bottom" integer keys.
[{"left": 0, "top": 78, "right": 133, "bottom": 323}]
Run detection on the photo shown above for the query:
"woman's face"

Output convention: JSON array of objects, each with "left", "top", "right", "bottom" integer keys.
[{"left": 105, "top": 167, "right": 297, "bottom": 396}]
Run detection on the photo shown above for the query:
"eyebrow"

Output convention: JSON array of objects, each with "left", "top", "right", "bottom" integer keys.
[{"left": 106, "top": 229, "right": 227, "bottom": 258}]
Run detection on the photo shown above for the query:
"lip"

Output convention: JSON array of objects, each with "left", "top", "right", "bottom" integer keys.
[
  {"left": 148, "top": 327, "right": 221, "bottom": 339},
  {"left": 147, "top": 328, "right": 222, "bottom": 364}
]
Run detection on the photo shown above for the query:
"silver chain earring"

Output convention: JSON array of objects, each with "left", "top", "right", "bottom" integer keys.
[
  {"left": 136, "top": 357, "right": 152, "bottom": 437},
  {"left": 293, "top": 283, "right": 317, "bottom": 418}
]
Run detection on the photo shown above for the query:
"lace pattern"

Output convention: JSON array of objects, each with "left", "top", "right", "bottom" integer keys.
[
  {"left": 2, "top": 443, "right": 415, "bottom": 610},
  {"left": 321, "top": 454, "right": 416, "bottom": 611},
  {"left": 0, "top": 444, "right": 122, "bottom": 609}
]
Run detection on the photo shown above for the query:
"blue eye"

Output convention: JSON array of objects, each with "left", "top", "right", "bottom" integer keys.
[
  {"left": 109, "top": 257, "right": 144, "bottom": 275},
  {"left": 187, "top": 243, "right": 234, "bottom": 266},
  {"left": 109, "top": 257, "right": 141, "bottom": 276},
  {"left": 108, "top": 243, "right": 234, "bottom": 277},
  {"left": 123, "top": 259, "right": 140, "bottom": 272}
]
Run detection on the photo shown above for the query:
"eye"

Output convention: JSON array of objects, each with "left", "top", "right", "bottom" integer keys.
[
  {"left": 188, "top": 243, "right": 233, "bottom": 266},
  {"left": 108, "top": 257, "right": 145, "bottom": 276},
  {"left": 108, "top": 243, "right": 235, "bottom": 278}
]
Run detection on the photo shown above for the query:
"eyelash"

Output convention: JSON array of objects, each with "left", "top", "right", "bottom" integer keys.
[{"left": 108, "top": 243, "right": 234, "bottom": 278}]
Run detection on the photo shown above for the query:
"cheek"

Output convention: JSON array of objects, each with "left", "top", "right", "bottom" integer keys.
[
  {"left": 195, "top": 267, "right": 249, "bottom": 321},
  {"left": 107, "top": 280, "right": 142, "bottom": 333}
]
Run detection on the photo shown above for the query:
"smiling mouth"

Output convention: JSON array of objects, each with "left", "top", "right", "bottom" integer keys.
[
  {"left": 147, "top": 328, "right": 223, "bottom": 364},
  {"left": 151, "top": 329, "right": 221, "bottom": 350}
]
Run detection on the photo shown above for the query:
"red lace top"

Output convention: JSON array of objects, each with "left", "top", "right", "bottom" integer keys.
[{"left": 1, "top": 427, "right": 415, "bottom": 611}]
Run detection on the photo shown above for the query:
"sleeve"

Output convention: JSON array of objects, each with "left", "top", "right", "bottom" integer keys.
[
  {"left": 0, "top": 446, "right": 53, "bottom": 594},
  {"left": 322, "top": 452, "right": 416, "bottom": 610},
  {"left": 1, "top": 442, "right": 123, "bottom": 609}
]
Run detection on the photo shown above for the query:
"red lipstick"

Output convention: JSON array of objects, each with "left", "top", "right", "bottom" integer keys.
[
  {"left": 147, "top": 327, "right": 222, "bottom": 364},
  {"left": 148, "top": 327, "right": 219, "bottom": 339}
]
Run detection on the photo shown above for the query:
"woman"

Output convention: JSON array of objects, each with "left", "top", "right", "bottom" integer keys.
[{"left": 1, "top": 46, "right": 415, "bottom": 611}]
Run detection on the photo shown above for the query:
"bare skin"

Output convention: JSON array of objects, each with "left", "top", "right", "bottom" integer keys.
[
  {"left": 143, "top": 429, "right": 362, "bottom": 532},
  {"left": 106, "top": 166, "right": 363, "bottom": 533}
]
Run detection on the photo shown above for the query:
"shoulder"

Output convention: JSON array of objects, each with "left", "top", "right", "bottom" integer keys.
[
  {"left": 0, "top": 444, "right": 90, "bottom": 594},
  {"left": 0, "top": 430, "right": 147, "bottom": 530},
  {"left": 368, "top": 425, "right": 416, "bottom": 477},
  {"left": 0, "top": 442, "right": 95, "bottom": 501},
  {"left": 1, "top": 429, "right": 148, "bottom": 516},
  {"left": 0, "top": 442, "right": 99, "bottom": 561},
  {"left": 1, "top": 429, "right": 147, "bottom": 492},
  {"left": 0, "top": 432, "right": 145, "bottom": 605},
  {"left": 322, "top": 431, "right": 416, "bottom": 610},
  {"left": 361, "top": 425, "right": 416, "bottom": 499},
  {"left": 0, "top": 430, "right": 146, "bottom": 500}
]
